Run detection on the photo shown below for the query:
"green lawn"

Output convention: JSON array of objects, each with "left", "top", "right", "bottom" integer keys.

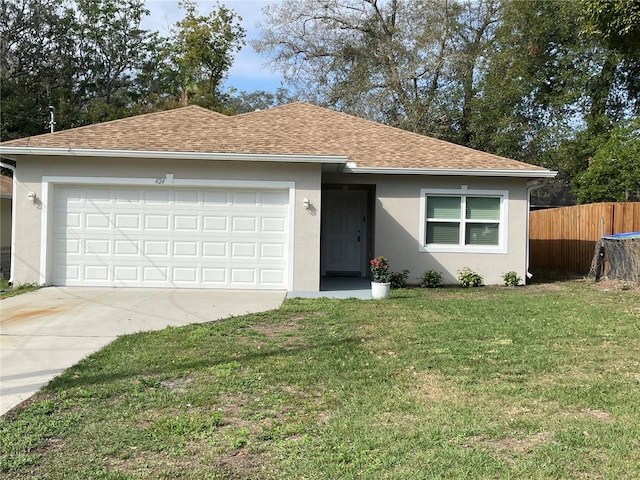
[
  {"left": 2, "top": 278, "right": 639, "bottom": 479},
  {"left": 0, "top": 279, "right": 40, "bottom": 298}
]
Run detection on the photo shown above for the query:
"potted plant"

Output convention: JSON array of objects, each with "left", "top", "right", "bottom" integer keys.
[{"left": 370, "top": 255, "right": 391, "bottom": 299}]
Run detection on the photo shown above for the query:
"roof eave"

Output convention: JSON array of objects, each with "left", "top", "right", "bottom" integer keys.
[
  {"left": 344, "top": 164, "right": 557, "bottom": 178},
  {"left": 0, "top": 146, "right": 349, "bottom": 165}
]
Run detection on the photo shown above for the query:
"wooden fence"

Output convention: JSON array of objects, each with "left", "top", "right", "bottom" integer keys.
[{"left": 529, "top": 202, "right": 640, "bottom": 274}]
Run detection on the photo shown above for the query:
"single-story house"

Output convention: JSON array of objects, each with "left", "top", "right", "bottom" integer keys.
[{"left": 0, "top": 102, "right": 555, "bottom": 291}]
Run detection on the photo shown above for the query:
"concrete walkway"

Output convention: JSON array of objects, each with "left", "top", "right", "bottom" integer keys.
[{"left": 0, "top": 287, "right": 285, "bottom": 416}]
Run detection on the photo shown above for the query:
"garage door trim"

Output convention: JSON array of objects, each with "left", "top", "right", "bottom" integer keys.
[{"left": 41, "top": 176, "right": 296, "bottom": 290}]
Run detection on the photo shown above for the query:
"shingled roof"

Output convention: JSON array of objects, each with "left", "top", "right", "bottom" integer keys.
[{"left": 0, "top": 102, "right": 550, "bottom": 173}]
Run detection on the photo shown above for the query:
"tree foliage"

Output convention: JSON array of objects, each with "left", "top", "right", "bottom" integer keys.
[
  {"left": 580, "top": 0, "right": 640, "bottom": 57},
  {"left": 167, "top": 0, "right": 245, "bottom": 106},
  {"left": 0, "top": 0, "right": 246, "bottom": 140},
  {"left": 255, "top": 0, "right": 640, "bottom": 205},
  {"left": 253, "top": 0, "right": 501, "bottom": 140},
  {"left": 3, "top": 0, "right": 640, "bottom": 206},
  {"left": 574, "top": 119, "right": 640, "bottom": 203}
]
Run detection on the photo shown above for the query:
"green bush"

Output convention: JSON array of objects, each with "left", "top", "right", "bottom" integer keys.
[
  {"left": 457, "top": 267, "right": 483, "bottom": 287},
  {"left": 390, "top": 270, "right": 409, "bottom": 289},
  {"left": 420, "top": 269, "right": 442, "bottom": 288},
  {"left": 502, "top": 271, "right": 522, "bottom": 286}
]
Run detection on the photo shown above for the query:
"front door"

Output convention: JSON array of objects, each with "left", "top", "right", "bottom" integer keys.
[{"left": 321, "top": 189, "right": 367, "bottom": 276}]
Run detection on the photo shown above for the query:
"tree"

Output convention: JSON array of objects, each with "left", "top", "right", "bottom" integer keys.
[
  {"left": 574, "top": 119, "right": 640, "bottom": 203},
  {"left": 467, "top": 0, "right": 640, "bottom": 206},
  {"left": 0, "top": 0, "right": 75, "bottom": 139},
  {"left": 0, "top": 0, "right": 156, "bottom": 136},
  {"left": 225, "top": 87, "right": 296, "bottom": 114},
  {"left": 254, "top": 0, "right": 501, "bottom": 138},
  {"left": 70, "top": 0, "right": 156, "bottom": 125},
  {"left": 1, "top": 0, "right": 248, "bottom": 138},
  {"left": 580, "top": 0, "right": 640, "bottom": 57},
  {"left": 166, "top": 0, "right": 245, "bottom": 107}
]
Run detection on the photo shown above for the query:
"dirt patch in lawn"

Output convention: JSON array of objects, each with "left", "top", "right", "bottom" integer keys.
[
  {"left": 591, "top": 279, "right": 640, "bottom": 292},
  {"left": 249, "top": 322, "right": 307, "bottom": 350},
  {"left": 217, "top": 449, "right": 266, "bottom": 479},
  {"left": 410, "top": 370, "right": 455, "bottom": 402},
  {"left": 461, "top": 431, "right": 552, "bottom": 463}
]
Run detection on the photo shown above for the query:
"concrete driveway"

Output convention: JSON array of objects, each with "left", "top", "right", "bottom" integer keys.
[{"left": 0, "top": 287, "right": 285, "bottom": 416}]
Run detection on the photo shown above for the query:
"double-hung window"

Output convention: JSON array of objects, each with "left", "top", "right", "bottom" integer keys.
[{"left": 419, "top": 188, "right": 508, "bottom": 253}]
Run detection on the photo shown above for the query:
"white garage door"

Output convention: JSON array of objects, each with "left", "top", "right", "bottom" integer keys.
[{"left": 51, "top": 185, "right": 290, "bottom": 289}]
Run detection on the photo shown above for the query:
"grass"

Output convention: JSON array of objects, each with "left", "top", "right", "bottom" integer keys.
[
  {"left": 0, "top": 279, "right": 40, "bottom": 298},
  {"left": 1, "top": 277, "right": 640, "bottom": 479}
]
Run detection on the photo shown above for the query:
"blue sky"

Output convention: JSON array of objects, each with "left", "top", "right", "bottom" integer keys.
[{"left": 142, "top": 0, "right": 285, "bottom": 93}]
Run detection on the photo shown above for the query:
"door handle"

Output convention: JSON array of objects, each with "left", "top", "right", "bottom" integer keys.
[{"left": 357, "top": 230, "right": 361, "bottom": 242}]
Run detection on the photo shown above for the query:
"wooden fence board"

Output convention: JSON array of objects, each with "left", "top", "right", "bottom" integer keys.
[{"left": 529, "top": 202, "right": 640, "bottom": 274}]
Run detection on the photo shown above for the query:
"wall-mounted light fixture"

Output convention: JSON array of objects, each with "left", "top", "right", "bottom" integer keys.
[
  {"left": 303, "top": 197, "right": 310, "bottom": 210},
  {"left": 27, "top": 192, "right": 37, "bottom": 203}
]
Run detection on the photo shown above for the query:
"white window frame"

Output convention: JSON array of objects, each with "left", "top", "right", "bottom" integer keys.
[{"left": 419, "top": 187, "right": 508, "bottom": 254}]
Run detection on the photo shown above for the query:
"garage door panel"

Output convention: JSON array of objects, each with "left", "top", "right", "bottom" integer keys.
[
  {"left": 262, "top": 191, "right": 289, "bottom": 205},
  {"left": 203, "top": 242, "right": 227, "bottom": 257},
  {"left": 115, "top": 214, "right": 140, "bottom": 229},
  {"left": 143, "top": 241, "right": 169, "bottom": 256},
  {"left": 114, "top": 266, "right": 139, "bottom": 282},
  {"left": 260, "top": 268, "right": 284, "bottom": 285},
  {"left": 115, "top": 240, "right": 140, "bottom": 255},
  {"left": 261, "top": 217, "right": 286, "bottom": 233},
  {"left": 85, "top": 239, "right": 110, "bottom": 255},
  {"left": 231, "top": 243, "right": 256, "bottom": 258},
  {"left": 145, "top": 190, "right": 171, "bottom": 204},
  {"left": 174, "top": 215, "right": 199, "bottom": 231},
  {"left": 143, "top": 266, "right": 168, "bottom": 282},
  {"left": 52, "top": 185, "right": 290, "bottom": 289},
  {"left": 85, "top": 213, "right": 111, "bottom": 229},
  {"left": 202, "top": 268, "right": 226, "bottom": 283},
  {"left": 174, "top": 242, "right": 198, "bottom": 257},
  {"left": 233, "top": 191, "right": 258, "bottom": 205},
  {"left": 61, "top": 213, "right": 82, "bottom": 228},
  {"left": 261, "top": 243, "right": 285, "bottom": 259},
  {"left": 203, "top": 191, "right": 228, "bottom": 204},
  {"left": 232, "top": 217, "right": 257, "bottom": 232},
  {"left": 175, "top": 190, "right": 198, "bottom": 204},
  {"left": 89, "top": 188, "right": 112, "bottom": 203},
  {"left": 203, "top": 216, "right": 228, "bottom": 231},
  {"left": 145, "top": 215, "right": 170, "bottom": 230},
  {"left": 85, "top": 265, "right": 109, "bottom": 281},
  {"left": 115, "top": 189, "right": 140, "bottom": 203}
]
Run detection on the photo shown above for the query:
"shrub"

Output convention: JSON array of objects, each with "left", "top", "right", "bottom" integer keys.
[
  {"left": 390, "top": 270, "right": 409, "bottom": 289},
  {"left": 369, "top": 256, "right": 390, "bottom": 283},
  {"left": 502, "top": 271, "right": 522, "bottom": 286},
  {"left": 457, "top": 267, "right": 483, "bottom": 287},
  {"left": 420, "top": 269, "right": 442, "bottom": 288}
]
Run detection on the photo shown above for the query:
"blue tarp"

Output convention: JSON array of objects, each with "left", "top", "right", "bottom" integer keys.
[{"left": 602, "top": 232, "right": 640, "bottom": 239}]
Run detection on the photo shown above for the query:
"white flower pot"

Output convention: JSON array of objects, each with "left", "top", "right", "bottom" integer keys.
[{"left": 371, "top": 281, "right": 391, "bottom": 299}]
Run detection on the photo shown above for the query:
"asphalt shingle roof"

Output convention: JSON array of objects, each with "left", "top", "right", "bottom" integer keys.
[{"left": 1, "top": 102, "right": 547, "bottom": 172}]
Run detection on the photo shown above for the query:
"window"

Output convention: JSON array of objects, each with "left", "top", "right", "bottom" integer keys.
[{"left": 420, "top": 188, "right": 508, "bottom": 253}]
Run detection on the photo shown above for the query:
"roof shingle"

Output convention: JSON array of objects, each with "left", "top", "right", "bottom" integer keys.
[{"left": 1, "top": 102, "right": 547, "bottom": 172}]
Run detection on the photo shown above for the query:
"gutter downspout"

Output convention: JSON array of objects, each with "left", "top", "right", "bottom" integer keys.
[
  {"left": 526, "top": 179, "right": 544, "bottom": 281},
  {"left": 0, "top": 160, "right": 16, "bottom": 285}
]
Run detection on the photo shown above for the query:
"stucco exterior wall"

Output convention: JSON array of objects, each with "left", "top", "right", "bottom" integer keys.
[
  {"left": 14, "top": 156, "right": 322, "bottom": 291},
  {"left": 324, "top": 173, "right": 531, "bottom": 285}
]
